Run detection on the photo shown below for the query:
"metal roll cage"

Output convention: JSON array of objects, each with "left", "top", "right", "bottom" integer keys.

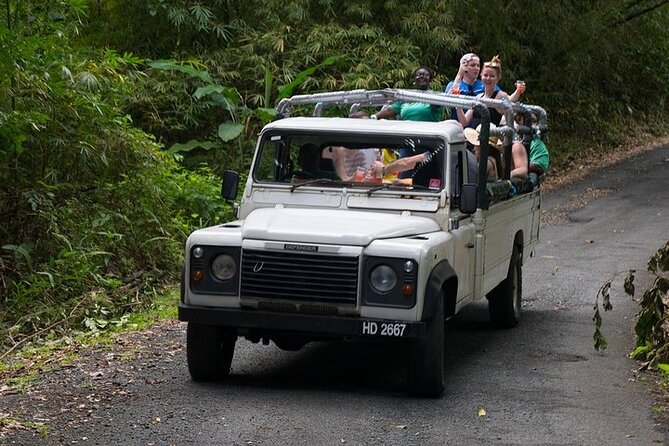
[{"left": 275, "top": 89, "right": 547, "bottom": 209}]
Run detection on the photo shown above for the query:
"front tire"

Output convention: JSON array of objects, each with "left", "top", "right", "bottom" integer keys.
[
  {"left": 488, "top": 246, "right": 522, "bottom": 328},
  {"left": 407, "top": 292, "right": 445, "bottom": 397},
  {"left": 186, "top": 322, "right": 237, "bottom": 381}
]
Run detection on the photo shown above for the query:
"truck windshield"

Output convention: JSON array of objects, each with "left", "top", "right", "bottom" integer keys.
[{"left": 253, "top": 131, "right": 446, "bottom": 192}]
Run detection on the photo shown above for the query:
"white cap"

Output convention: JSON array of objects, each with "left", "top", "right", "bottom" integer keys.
[{"left": 460, "top": 53, "right": 479, "bottom": 65}]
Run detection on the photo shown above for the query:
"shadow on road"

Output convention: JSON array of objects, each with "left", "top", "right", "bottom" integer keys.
[{"left": 185, "top": 302, "right": 570, "bottom": 398}]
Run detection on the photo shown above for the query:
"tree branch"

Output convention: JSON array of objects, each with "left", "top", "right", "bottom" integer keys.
[{"left": 616, "top": 0, "right": 669, "bottom": 26}]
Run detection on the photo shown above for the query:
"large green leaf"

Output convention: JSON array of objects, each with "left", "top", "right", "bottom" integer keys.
[
  {"left": 217, "top": 122, "right": 244, "bottom": 142},
  {"left": 278, "top": 56, "right": 341, "bottom": 100},
  {"left": 147, "top": 60, "right": 212, "bottom": 83},
  {"left": 193, "top": 85, "right": 240, "bottom": 104},
  {"left": 167, "top": 140, "right": 216, "bottom": 153},
  {"left": 255, "top": 107, "right": 277, "bottom": 124}
]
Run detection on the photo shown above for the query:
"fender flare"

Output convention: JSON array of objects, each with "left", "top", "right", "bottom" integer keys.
[{"left": 422, "top": 260, "right": 458, "bottom": 320}]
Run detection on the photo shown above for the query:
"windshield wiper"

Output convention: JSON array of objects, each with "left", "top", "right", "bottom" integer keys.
[
  {"left": 366, "top": 184, "right": 390, "bottom": 196},
  {"left": 290, "top": 178, "right": 333, "bottom": 192}
]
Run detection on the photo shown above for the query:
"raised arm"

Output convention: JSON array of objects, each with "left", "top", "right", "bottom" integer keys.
[
  {"left": 510, "top": 141, "right": 528, "bottom": 179},
  {"left": 373, "top": 152, "right": 428, "bottom": 177},
  {"left": 371, "top": 106, "right": 397, "bottom": 120},
  {"left": 456, "top": 107, "right": 474, "bottom": 127},
  {"left": 508, "top": 81, "right": 526, "bottom": 102}
]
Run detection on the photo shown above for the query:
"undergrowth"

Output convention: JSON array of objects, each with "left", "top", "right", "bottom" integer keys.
[{"left": 0, "top": 290, "right": 179, "bottom": 391}]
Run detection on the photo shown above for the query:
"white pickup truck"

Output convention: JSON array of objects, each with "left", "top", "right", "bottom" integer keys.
[{"left": 178, "top": 89, "right": 546, "bottom": 397}]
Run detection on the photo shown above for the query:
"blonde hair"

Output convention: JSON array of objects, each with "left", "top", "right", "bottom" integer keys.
[{"left": 483, "top": 55, "right": 502, "bottom": 79}]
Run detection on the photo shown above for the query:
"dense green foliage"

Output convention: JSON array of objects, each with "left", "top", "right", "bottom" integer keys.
[
  {"left": 2, "top": 0, "right": 669, "bottom": 351},
  {"left": 85, "top": 0, "right": 669, "bottom": 154},
  {"left": 0, "top": 1, "right": 231, "bottom": 350}
]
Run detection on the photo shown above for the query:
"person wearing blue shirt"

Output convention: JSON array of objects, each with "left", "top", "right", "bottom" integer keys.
[{"left": 445, "top": 53, "right": 500, "bottom": 121}]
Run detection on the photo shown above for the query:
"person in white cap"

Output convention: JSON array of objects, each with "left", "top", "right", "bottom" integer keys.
[
  {"left": 444, "top": 53, "right": 490, "bottom": 121},
  {"left": 446, "top": 53, "right": 486, "bottom": 97}
]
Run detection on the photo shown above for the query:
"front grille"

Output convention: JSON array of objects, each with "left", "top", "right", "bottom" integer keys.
[
  {"left": 241, "top": 249, "right": 359, "bottom": 306},
  {"left": 257, "top": 301, "right": 339, "bottom": 315}
]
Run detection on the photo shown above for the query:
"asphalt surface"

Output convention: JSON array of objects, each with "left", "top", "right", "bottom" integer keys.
[{"left": 3, "top": 144, "right": 669, "bottom": 445}]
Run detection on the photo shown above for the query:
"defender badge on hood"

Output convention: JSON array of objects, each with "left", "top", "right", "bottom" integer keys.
[{"left": 284, "top": 243, "right": 318, "bottom": 252}]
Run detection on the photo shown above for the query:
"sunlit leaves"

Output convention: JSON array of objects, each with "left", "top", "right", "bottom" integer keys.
[
  {"left": 217, "top": 122, "right": 244, "bottom": 142},
  {"left": 75, "top": 71, "right": 100, "bottom": 91},
  {"left": 189, "top": 5, "right": 214, "bottom": 31},
  {"left": 61, "top": 66, "right": 73, "bottom": 81}
]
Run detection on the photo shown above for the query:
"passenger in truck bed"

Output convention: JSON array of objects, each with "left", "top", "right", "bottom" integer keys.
[
  {"left": 455, "top": 55, "right": 524, "bottom": 129},
  {"left": 370, "top": 66, "right": 445, "bottom": 123},
  {"left": 463, "top": 126, "right": 503, "bottom": 182},
  {"left": 513, "top": 112, "right": 549, "bottom": 190}
]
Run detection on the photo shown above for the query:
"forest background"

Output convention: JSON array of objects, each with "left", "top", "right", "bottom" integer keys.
[{"left": 2, "top": 0, "right": 669, "bottom": 354}]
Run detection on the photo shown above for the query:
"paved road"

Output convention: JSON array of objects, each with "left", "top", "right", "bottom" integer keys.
[{"left": 4, "top": 144, "right": 669, "bottom": 445}]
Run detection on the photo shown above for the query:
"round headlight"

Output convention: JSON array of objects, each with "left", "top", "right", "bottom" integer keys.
[
  {"left": 192, "top": 246, "right": 204, "bottom": 259},
  {"left": 370, "top": 265, "right": 397, "bottom": 293},
  {"left": 211, "top": 254, "right": 236, "bottom": 281},
  {"left": 403, "top": 260, "right": 415, "bottom": 273}
]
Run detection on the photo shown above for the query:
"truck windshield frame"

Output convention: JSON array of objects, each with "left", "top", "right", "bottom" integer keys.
[{"left": 252, "top": 130, "right": 448, "bottom": 193}]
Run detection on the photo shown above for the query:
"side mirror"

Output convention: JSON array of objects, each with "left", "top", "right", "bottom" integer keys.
[
  {"left": 221, "top": 170, "right": 239, "bottom": 200},
  {"left": 459, "top": 183, "right": 478, "bottom": 214}
]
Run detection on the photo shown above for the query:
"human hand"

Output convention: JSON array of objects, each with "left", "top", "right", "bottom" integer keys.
[
  {"left": 515, "top": 80, "right": 526, "bottom": 95},
  {"left": 458, "top": 63, "right": 468, "bottom": 76},
  {"left": 372, "top": 161, "right": 384, "bottom": 178}
]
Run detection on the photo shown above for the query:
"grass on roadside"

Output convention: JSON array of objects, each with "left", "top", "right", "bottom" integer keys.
[
  {"left": 0, "top": 288, "right": 179, "bottom": 393},
  {"left": 0, "top": 414, "right": 48, "bottom": 440}
]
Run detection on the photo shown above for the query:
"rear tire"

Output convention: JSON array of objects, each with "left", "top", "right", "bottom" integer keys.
[
  {"left": 407, "top": 292, "right": 445, "bottom": 398},
  {"left": 186, "top": 322, "right": 236, "bottom": 381},
  {"left": 488, "top": 246, "right": 522, "bottom": 328}
]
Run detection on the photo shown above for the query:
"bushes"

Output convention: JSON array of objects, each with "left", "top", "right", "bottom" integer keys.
[
  {"left": 0, "top": 121, "right": 230, "bottom": 349},
  {"left": 0, "top": 126, "right": 230, "bottom": 350},
  {"left": 0, "top": 1, "right": 231, "bottom": 351}
]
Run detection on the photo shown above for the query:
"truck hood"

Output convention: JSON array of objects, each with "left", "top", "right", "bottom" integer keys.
[{"left": 242, "top": 208, "right": 440, "bottom": 246}]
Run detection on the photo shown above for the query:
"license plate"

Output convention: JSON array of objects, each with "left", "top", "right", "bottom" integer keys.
[{"left": 361, "top": 320, "right": 407, "bottom": 337}]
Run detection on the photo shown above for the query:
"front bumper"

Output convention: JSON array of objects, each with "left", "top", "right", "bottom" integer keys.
[{"left": 178, "top": 304, "right": 426, "bottom": 339}]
